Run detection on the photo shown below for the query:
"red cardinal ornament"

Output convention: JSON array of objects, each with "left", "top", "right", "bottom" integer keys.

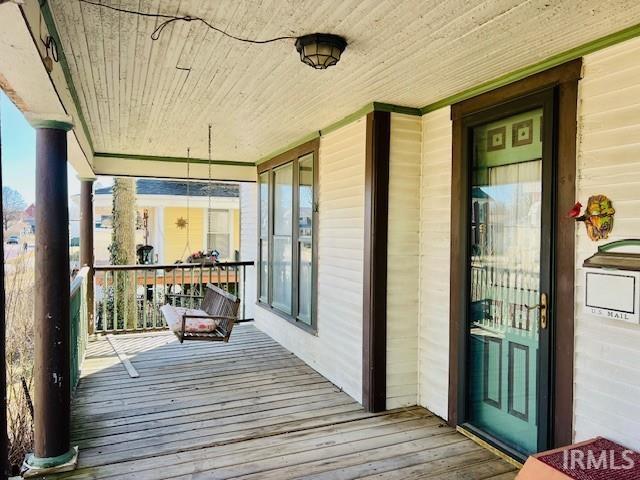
[{"left": 567, "top": 202, "right": 584, "bottom": 220}]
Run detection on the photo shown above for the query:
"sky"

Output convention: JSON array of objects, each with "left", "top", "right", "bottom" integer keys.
[{"left": 1, "top": 90, "right": 80, "bottom": 207}]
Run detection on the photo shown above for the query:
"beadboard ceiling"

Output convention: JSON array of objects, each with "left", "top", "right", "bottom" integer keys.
[{"left": 48, "top": 0, "right": 640, "bottom": 163}]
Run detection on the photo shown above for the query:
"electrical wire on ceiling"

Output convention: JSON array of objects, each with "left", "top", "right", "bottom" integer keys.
[{"left": 78, "top": 0, "right": 298, "bottom": 44}]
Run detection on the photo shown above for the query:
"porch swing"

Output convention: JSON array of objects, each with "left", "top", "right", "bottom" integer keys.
[{"left": 160, "top": 126, "right": 240, "bottom": 343}]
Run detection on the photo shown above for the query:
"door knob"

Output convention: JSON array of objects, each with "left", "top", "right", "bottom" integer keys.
[{"left": 525, "top": 292, "right": 548, "bottom": 329}]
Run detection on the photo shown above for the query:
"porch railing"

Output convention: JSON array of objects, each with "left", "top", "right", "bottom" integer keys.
[
  {"left": 70, "top": 266, "right": 90, "bottom": 391},
  {"left": 93, "top": 261, "right": 254, "bottom": 334}
]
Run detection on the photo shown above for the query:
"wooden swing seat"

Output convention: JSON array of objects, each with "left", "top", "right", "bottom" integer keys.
[{"left": 161, "top": 283, "right": 240, "bottom": 343}]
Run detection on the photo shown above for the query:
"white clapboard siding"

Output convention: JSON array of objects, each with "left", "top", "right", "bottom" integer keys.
[
  {"left": 417, "top": 107, "right": 453, "bottom": 419},
  {"left": 255, "top": 118, "right": 366, "bottom": 402},
  {"left": 386, "top": 113, "right": 422, "bottom": 408},
  {"left": 239, "top": 182, "right": 257, "bottom": 320},
  {"left": 573, "top": 36, "right": 640, "bottom": 450}
]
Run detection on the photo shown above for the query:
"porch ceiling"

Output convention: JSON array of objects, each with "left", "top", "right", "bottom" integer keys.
[{"left": 48, "top": 0, "right": 640, "bottom": 163}]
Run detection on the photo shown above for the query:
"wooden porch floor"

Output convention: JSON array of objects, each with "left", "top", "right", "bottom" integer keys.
[{"left": 50, "top": 324, "right": 518, "bottom": 479}]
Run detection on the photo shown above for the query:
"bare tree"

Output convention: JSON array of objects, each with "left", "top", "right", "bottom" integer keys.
[
  {"left": 2, "top": 186, "right": 26, "bottom": 232},
  {"left": 108, "top": 178, "right": 137, "bottom": 329}
]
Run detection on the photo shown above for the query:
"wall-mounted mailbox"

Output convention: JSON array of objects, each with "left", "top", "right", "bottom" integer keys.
[{"left": 583, "top": 239, "right": 640, "bottom": 324}]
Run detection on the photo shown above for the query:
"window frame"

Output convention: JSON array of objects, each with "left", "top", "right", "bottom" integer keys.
[{"left": 257, "top": 139, "right": 319, "bottom": 333}]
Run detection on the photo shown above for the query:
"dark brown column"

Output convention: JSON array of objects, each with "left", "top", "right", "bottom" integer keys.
[
  {"left": 362, "top": 110, "right": 391, "bottom": 412},
  {"left": 80, "top": 179, "right": 95, "bottom": 335},
  {"left": 28, "top": 115, "right": 75, "bottom": 467}
]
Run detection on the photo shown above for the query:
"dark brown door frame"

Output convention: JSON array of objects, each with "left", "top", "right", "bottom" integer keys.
[
  {"left": 448, "top": 59, "right": 581, "bottom": 449},
  {"left": 363, "top": 110, "right": 391, "bottom": 412}
]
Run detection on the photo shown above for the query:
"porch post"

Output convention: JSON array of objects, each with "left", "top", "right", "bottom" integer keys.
[
  {"left": 25, "top": 114, "right": 78, "bottom": 472},
  {"left": 80, "top": 179, "right": 95, "bottom": 335},
  {"left": 362, "top": 111, "right": 391, "bottom": 412}
]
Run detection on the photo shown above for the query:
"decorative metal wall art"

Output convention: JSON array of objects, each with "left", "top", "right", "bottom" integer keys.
[
  {"left": 175, "top": 217, "right": 188, "bottom": 230},
  {"left": 568, "top": 194, "right": 615, "bottom": 241}
]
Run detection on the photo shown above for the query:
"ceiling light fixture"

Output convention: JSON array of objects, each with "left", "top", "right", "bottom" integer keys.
[
  {"left": 295, "top": 33, "right": 347, "bottom": 69},
  {"left": 77, "top": 1, "right": 348, "bottom": 69}
]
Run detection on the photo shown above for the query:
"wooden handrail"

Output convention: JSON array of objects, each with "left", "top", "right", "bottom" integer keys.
[
  {"left": 70, "top": 266, "right": 90, "bottom": 392},
  {"left": 93, "top": 261, "right": 255, "bottom": 334},
  {"left": 94, "top": 260, "right": 254, "bottom": 272},
  {"left": 70, "top": 266, "right": 91, "bottom": 296}
]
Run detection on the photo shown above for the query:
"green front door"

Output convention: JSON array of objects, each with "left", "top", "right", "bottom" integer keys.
[{"left": 464, "top": 94, "right": 554, "bottom": 457}]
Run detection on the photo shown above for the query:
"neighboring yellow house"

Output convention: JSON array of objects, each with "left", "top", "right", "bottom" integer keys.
[{"left": 89, "top": 179, "right": 240, "bottom": 265}]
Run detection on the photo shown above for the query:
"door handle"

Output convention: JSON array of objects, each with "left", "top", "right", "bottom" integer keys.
[{"left": 525, "top": 293, "right": 548, "bottom": 329}]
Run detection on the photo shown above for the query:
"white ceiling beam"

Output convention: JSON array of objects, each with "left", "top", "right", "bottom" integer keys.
[{"left": 92, "top": 154, "right": 256, "bottom": 183}]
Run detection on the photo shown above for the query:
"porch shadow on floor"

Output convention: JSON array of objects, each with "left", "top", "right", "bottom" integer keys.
[{"left": 47, "top": 324, "right": 518, "bottom": 479}]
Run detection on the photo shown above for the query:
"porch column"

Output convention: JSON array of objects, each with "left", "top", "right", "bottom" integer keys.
[
  {"left": 26, "top": 114, "right": 77, "bottom": 471},
  {"left": 80, "top": 179, "right": 95, "bottom": 335},
  {"left": 362, "top": 110, "right": 391, "bottom": 412}
]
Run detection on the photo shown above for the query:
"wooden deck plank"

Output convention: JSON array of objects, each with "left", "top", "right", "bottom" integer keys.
[
  {"left": 225, "top": 433, "right": 470, "bottom": 480},
  {"left": 356, "top": 451, "right": 518, "bottom": 479},
  {"left": 105, "top": 335, "right": 139, "bottom": 378},
  {"left": 77, "top": 395, "right": 360, "bottom": 449},
  {"left": 77, "top": 406, "right": 377, "bottom": 468},
  {"left": 72, "top": 391, "right": 348, "bottom": 440},
  {"left": 73, "top": 383, "right": 342, "bottom": 427},
  {"left": 71, "top": 385, "right": 342, "bottom": 434},
  {"left": 72, "top": 364, "right": 314, "bottom": 403},
  {"left": 47, "top": 325, "right": 517, "bottom": 479},
  {"left": 75, "top": 354, "right": 308, "bottom": 391},
  {"left": 58, "top": 411, "right": 428, "bottom": 480},
  {"left": 186, "top": 421, "right": 461, "bottom": 479},
  {"left": 74, "top": 371, "right": 331, "bottom": 412}
]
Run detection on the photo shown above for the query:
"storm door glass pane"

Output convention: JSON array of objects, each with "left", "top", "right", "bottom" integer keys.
[
  {"left": 258, "top": 173, "right": 269, "bottom": 302},
  {"left": 298, "top": 154, "right": 313, "bottom": 324},
  {"left": 467, "top": 108, "right": 543, "bottom": 456},
  {"left": 272, "top": 164, "right": 293, "bottom": 313}
]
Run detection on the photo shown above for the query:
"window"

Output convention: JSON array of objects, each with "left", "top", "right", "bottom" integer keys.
[
  {"left": 272, "top": 164, "right": 293, "bottom": 313},
  {"left": 298, "top": 154, "right": 313, "bottom": 324},
  {"left": 98, "top": 215, "right": 113, "bottom": 228},
  {"left": 257, "top": 140, "right": 318, "bottom": 330},
  {"left": 259, "top": 173, "right": 269, "bottom": 303},
  {"left": 207, "top": 209, "right": 230, "bottom": 258}
]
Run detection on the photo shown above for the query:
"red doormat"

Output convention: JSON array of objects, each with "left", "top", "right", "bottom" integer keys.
[{"left": 535, "top": 437, "right": 640, "bottom": 479}]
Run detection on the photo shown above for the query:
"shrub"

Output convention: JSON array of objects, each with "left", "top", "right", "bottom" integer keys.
[{"left": 4, "top": 253, "right": 34, "bottom": 475}]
